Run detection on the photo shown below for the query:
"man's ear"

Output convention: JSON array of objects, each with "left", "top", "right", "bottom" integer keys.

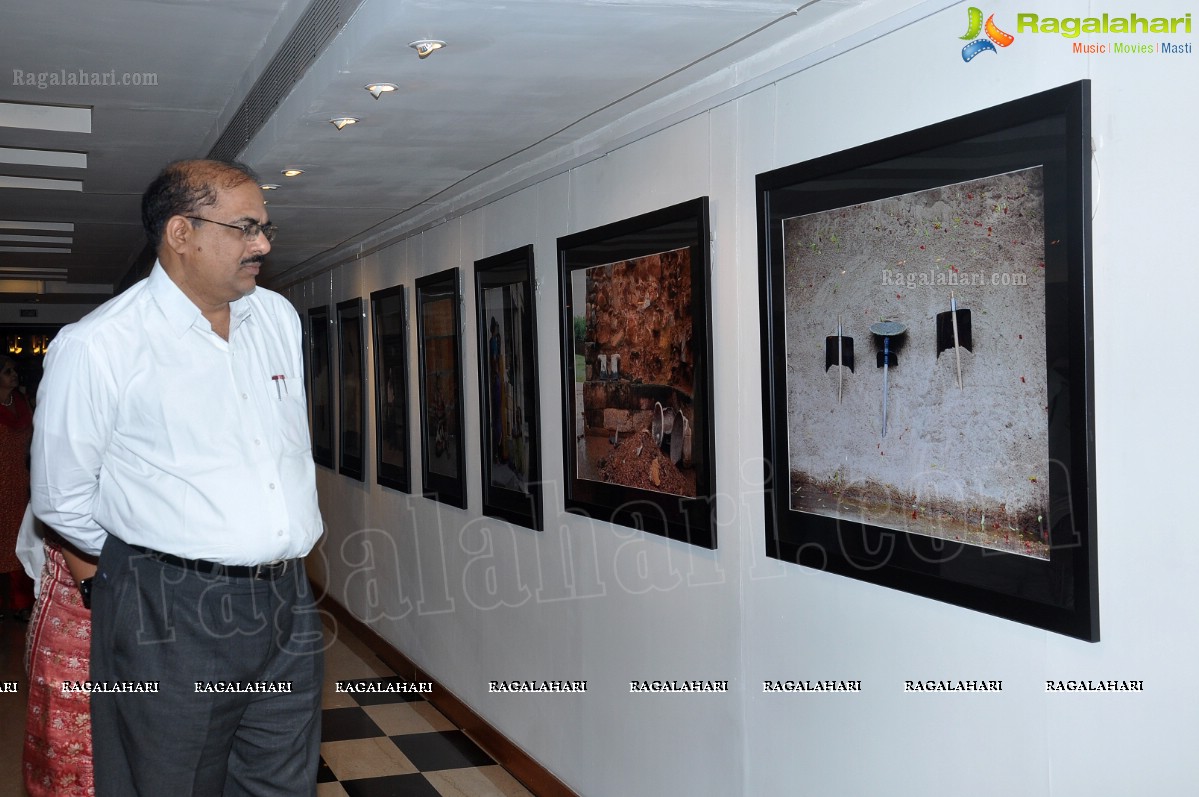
[{"left": 162, "top": 215, "right": 193, "bottom": 254}]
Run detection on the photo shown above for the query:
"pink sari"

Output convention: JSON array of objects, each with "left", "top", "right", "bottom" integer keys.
[{"left": 24, "top": 542, "right": 94, "bottom": 796}]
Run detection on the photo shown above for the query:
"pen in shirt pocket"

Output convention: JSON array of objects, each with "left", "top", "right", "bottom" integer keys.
[{"left": 271, "top": 373, "right": 288, "bottom": 400}]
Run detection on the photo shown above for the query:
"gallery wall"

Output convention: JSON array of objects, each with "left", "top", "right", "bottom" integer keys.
[{"left": 283, "top": 1, "right": 1199, "bottom": 794}]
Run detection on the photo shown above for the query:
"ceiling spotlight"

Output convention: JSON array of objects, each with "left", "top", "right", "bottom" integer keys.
[
  {"left": 260, "top": 183, "right": 280, "bottom": 190},
  {"left": 365, "top": 82, "right": 398, "bottom": 99},
  {"left": 408, "top": 39, "right": 446, "bottom": 58},
  {"left": 281, "top": 168, "right": 304, "bottom": 177},
  {"left": 329, "top": 116, "right": 359, "bottom": 130}
]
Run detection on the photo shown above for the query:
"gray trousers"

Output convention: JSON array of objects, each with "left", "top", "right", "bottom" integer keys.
[{"left": 90, "top": 535, "right": 324, "bottom": 796}]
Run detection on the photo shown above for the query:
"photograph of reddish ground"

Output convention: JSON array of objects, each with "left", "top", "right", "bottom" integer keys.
[{"left": 571, "top": 247, "right": 697, "bottom": 498}]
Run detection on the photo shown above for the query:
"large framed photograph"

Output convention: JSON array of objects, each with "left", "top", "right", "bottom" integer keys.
[
  {"left": 370, "top": 285, "right": 411, "bottom": 493},
  {"left": 757, "top": 81, "right": 1097, "bottom": 640},
  {"left": 416, "top": 268, "right": 467, "bottom": 509},
  {"left": 475, "top": 245, "right": 543, "bottom": 531},
  {"left": 337, "top": 298, "right": 366, "bottom": 481},
  {"left": 558, "top": 198, "right": 716, "bottom": 549},
  {"left": 306, "top": 304, "right": 334, "bottom": 469}
]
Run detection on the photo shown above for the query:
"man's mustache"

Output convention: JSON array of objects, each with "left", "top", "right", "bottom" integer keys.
[{"left": 241, "top": 254, "right": 266, "bottom": 266}]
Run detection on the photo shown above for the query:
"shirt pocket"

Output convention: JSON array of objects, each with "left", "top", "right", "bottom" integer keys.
[{"left": 272, "top": 374, "right": 312, "bottom": 454}]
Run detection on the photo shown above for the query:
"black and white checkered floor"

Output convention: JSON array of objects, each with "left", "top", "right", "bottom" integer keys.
[{"left": 318, "top": 627, "right": 533, "bottom": 797}]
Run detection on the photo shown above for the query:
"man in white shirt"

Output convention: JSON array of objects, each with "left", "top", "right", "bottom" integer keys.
[{"left": 31, "top": 159, "right": 325, "bottom": 796}]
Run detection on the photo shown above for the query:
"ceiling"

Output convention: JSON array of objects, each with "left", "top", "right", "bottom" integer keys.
[{"left": 0, "top": 0, "right": 865, "bottom": 304}]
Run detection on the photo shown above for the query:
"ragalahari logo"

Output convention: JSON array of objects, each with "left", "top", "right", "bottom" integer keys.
[{"left": 960, "top": 7, "right": 1016, "bottom": 61}]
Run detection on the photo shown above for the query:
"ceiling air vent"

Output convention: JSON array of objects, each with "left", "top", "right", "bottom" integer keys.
[
  {"left": 208, "top": 0, "right": 365, "bottom": 163},
  {"left": 120, "top": 0, "right": 367, "bottom": 293}
]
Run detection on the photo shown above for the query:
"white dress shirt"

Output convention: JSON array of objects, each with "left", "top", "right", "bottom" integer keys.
[{"left": 31, "top": 262, "right": 322, "bottom": 565}]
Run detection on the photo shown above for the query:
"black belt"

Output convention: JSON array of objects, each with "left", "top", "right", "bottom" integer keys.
[{"left": 129, "top": 544, "right": 294, "bottom": 581}]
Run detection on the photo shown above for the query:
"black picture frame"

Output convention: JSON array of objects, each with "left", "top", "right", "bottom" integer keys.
[
  {"left": 370, "top": 284, "right": 412, "bottom": 493},
  {"left": 306, "top": 304, "right": 334, "bottom": 470},
  {"left": 416, "top": 268, "right": 467, "bottom": 509},
  {"left": 474, "top": 245, "right": 543, "bottom": 532},
  {"left": 557, "top": 197, "right": 716, "bottom": 549},
  {"left": 756, "top": 81, "right": 1097, "bottom": 640},
  {"left": 337, "top": 298, "right": 366, "bottom": 481}
]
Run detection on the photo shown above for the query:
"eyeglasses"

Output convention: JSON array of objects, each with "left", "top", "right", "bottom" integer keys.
[{"left": 185, "top": 216, "right": 277, "bottom": 243}]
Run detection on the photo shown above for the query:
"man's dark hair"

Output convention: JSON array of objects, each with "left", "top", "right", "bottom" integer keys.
[{"left": 141, "top": 160, "right": 260, "bottom": 251}]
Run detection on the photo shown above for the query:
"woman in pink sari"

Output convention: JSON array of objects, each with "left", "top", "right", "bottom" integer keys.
[{"left": 24, "top": 535, "right": 96, "bottom": 796}]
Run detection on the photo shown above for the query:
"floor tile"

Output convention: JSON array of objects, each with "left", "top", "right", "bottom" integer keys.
[
  {"left": 317, "top": 782, "right": 351, "bottom": 797},
  {"left": 364, "top": 701, "right": 456, "bottom": 736},
  {"left": 425, "top": 764, "right": 536, "bottom": 797},
  {"left": 321, "top": 737, "right": 418, "bottom": 781},
  {"left": 322, "top": 633, "right": 394, "bottom": 681},
  {"left": 318, "top": 755, "right": 338, "bottom": 783},
  {"left": 323, "top": 682, "right": 360, "bottom": 709},
  {"left": 322, "top": 706, "right": 385, "bottom": 742},
  {"left": 390, "top": 731, "right": 495, "bottom": 772},
  {"left": 340, "top": 772, "right": 445, "bottom": 797}
]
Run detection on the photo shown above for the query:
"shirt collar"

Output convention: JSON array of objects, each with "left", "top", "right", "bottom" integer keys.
[
  {"left": 148, "top": 261, "right": 202, "bottom": 337},
  {"left": 229, "top": 292, "right": 253, "bottom": 336},
  {"left": 148, "top": 260, "right": 254, "bottom": 338}
]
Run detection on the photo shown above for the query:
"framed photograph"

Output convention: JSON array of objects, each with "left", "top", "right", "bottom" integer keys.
[
  {"left": 474, "top": 245, "right": 543, "bottom": 531},
  {"left": 756, "top": 81, "right": 1097, "bottom": 640},
  {"left": 306, "top": 305, "right": 334, "bottom": 469},
  {"left": 370, "top": 285, "right": 412, "bottom": 493},
  {"left": 558, "top": 198, "right": 716, "bottom": 549},
  {"left": 416, "top": 268, "right": 467, "bottom": 509},
  {"left": 337, "top": 298, "right": 366, "bottom": 481}
]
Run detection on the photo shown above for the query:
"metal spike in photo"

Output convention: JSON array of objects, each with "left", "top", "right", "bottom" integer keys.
[
  {"left": 936, "top": 291, "right": 973, "bottom": 389},
  {"left": 824, "top": 315, "right": 855, "bottom": 403},
  {"left": 870, "top": 321, "right": 908, "bottom": 438}
]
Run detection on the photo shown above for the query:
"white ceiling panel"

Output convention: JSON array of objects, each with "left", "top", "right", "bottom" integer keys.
[{"left": 0, "top": 0, "right": 873, "bottom": 293}]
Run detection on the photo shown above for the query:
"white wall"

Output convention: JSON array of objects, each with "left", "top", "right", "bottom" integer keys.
[{"left": 285, "top": 2, "right": 1199, "bottom": 794}]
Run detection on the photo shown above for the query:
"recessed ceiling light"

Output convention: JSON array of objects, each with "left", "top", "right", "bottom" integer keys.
[
  {"left": 365, "top": 83, "right": 398, "bottom": 99},
  {"left": 281, "top": 168, "right": 304, "bottom": 177},
  {"left": 408, "top": 39, "right": 446, "bottom": 58},
  {"left": 0, "top": 102, "right": 91, "bottom": 133},
  {"left": 329, "top": 116, "right": 359, "bottom": 131},
  {"left": 0, "top": 234, "right": 73, "bottom": 244},
  {"left": 0, "top": 220, "right": 74, "bottom": 232},
  {"left": 0, "top": 147, "right": 87, "bottom": 169},
  {"left": 260, "top": 183, "right": 280, "bottom": 190},
  {"left": 0, "top": 175, "right": 82, "bottom": 191}
]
